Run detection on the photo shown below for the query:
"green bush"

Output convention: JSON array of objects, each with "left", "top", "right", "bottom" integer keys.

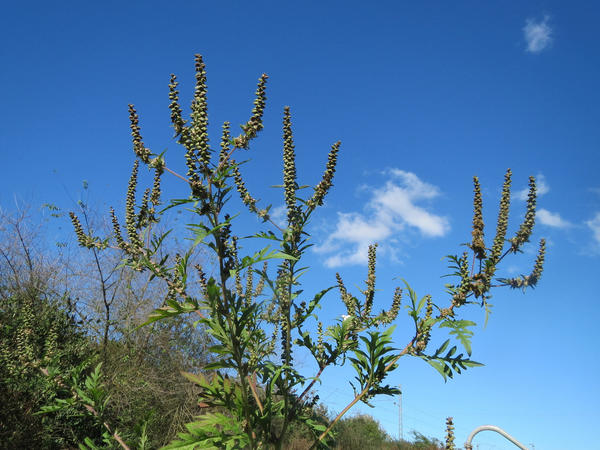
[
  {"left": 0, "top": 288, "right": 99, "bottom": 449},
  {"left": 332, "top": 414, "right": 390, "bottom": 449}
]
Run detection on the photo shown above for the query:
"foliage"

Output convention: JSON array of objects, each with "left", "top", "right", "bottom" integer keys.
[
  {"left": 332, "top": 414, "right": 390, "bottom": 449},
  {"left": 32, "top": 299, "right": 210, "bottom": 450},
  {"left": 407, "top": 431, "right": 444, "bottom": 449},
  {"left": 65, "top": 54, "right": 546, "bottom": 449},
  {"left": 0, "top": 286, "right": 99, "bottom": 448},
  {"left": 279, "top": 409, "right": 445, "bottom": 450},
  {"left": 0, "top": 210, "right": 100, "bottom": 449},
  {"left": 0, "top": 208, "right": 214, "bottom": 449},
  {"left": 49, "top": 193, "right": 215, "bottom": 448},
  {"left": 99, "top": 319, "right": 211, "bottom": 448}
]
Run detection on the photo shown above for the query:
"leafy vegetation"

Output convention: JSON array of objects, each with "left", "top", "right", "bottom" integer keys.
[
  {"left": 0, "top": 211, "right": 99, "bottom": 448},
  {"left": 2, "top": 54, "right": 545, "bottom": 448},
  {"left": 0, "top": 209, "right": 209, "bottom": 448}
]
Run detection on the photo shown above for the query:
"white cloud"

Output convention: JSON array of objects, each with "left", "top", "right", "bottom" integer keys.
[
  {"left": 314, "top": 170, "right": 449, "bottom": 268},
  {"left": 537, "top": 208, "right": 571, "bottom": 228},
  {"left": 515, "top": 173, "right": 549, "bottom": 201},
  {"left": 269, "top": 204, "right": 287, "bottom": 228},
  {"left": 586, "top": 212, "right": 600, "bottom": 244},
  {"left": 523, "top": 16, "right": 553, "bottom": 53}
]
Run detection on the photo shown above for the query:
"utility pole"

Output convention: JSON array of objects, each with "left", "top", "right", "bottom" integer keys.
[{"left": 398, "top": 384, "right": 403, "bottom": 441}]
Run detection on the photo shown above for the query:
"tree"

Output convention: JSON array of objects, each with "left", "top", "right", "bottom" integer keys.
[{"left": 67, "top": 54, "right": 546, "bottom": 449}]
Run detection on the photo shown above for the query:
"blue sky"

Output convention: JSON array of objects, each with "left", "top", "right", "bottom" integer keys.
[{"left": 2, "top": 1, "right": 600, "bottom": 448}]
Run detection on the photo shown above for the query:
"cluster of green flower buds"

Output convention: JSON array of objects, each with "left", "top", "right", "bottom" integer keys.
[
  {"left": 487, "top": 169, "right": 512, "bottom": 280},
  {"left": 219, "top": 121, "right": 231, "bottom": 165},
  {"left": 306, "top": 141, "right": 340, "bottom": 210},
  {"left": 363, "top": 244, "right": 377, "bottom": 317},
  {"left": 451, "top": 252, "right": 470, "bottom": 307},
  {"left": 194, "top": 264, "right": 208, "bottom": 297},
  {"left": 69, "top": 212, "right": 104, "bottom": 249},
  {"left": 233, "top": 161, "right": 260, "bottom": 215},
  {"left": 510, "top": 175, "right": 537, "bottom": 252},
  {"left": 414, "top": 296, "right": 433, "bottom": 353},
  {"left": 233, "top": 74, "right": 268, "bottom": 150},
  {"left": 316, "top": 321, "right": 326, "bottom": 365},
  {"left": 337, "top": 272, "right": 358, "bottom": 317},
  {"left": 15, "top": 296, "right": 35, "bottom": 368},
  {"left": 254, "top": 262, "right": 267, "bottom": 299},
  {"left": 336, "top": 244, "right": 403, "bottom": 329},
  {"left": 128, "top": 105, "right": 151, "bottom": 164},
  {"left": 445, "top": 417, "right": 455, "bottom": 450},
  {"left": 266, "top": 320, "right": 279, "bottom": 356},
  {"left": 190, "top": 54, "right": 210, "bottom": 173},
  {"left": 168, "top": 74, "right": 185, "bottom": 137},
  {"left": 376, "top": 287, "right": 402, "bottom": 325},
  {"left": 445, "top": 170, "right": 545, "bottom": 311},
  {"left": 470, "top": 177, "right": 486, "bottom": 260},
  {"left": 499, "top": 238, "right": 546, "bottom": 290},
  {"left": 282, "top": 106, "right": 299, "bottom": 227},
  {"left": 124, "top": 160, "right": 143, "bottom": 253}
]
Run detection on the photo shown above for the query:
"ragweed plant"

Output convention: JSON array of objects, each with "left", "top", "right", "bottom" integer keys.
[{"left": 66, "top": 55, "right": 546, "bottom": 449}]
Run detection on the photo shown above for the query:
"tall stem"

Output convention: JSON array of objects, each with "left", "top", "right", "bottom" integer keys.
[
  {"left": 210, "top": 188, "right": 257, "bottom": 448},
  {"left": 277, "top": 259, "right": 295, "bottom": 449}
]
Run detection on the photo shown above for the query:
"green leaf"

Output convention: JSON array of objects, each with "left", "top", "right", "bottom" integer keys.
[
  {"left": 424, "top": 359, "right": 451, "bottom": 381},
  {"left": 181, "top": 371, "right": 208, "bottom": 387},
  {"left": 138, "top": 299, "right": 201, "bottom": 328},
  {"left": 203, "top": 360, "right": 236, "bottom": 370},
  {"left": 208, "top": 344, "right": 230, "bottom": 355},
  {"left": 253, "top": 230, "right": 281, "bottom": 241},
  {"left": 462, "top": 359, "right": 484, "bottom": 368},
  {"left": 189, "top": 220, "right": 232, "bottom": 248},
  {"left": 433, "top": 339, "right": 451, "bottom": 357},
  {"left": 160, "top": 197, "right": 198, "bottom": 214},
  {"left": 483, "top": 298, "right": 494, "bottom": 328},
  {"left": 232, "top": 246, "right": 297, "bottom": 278},
  {"left": 440, "top": 319, "right": 476, "bottom": 356}
]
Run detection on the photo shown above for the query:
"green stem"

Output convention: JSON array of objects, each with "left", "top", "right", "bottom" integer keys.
[
  {"left": 209, "top": 187, "right": 257, "bottom": 448},
  {"left": 276, "top": 260, "right": 294, "bottom": 450}
]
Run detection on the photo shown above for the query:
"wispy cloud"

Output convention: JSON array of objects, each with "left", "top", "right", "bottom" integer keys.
[
  {"left": 523, "top": 15, "right": 553, "bottom": 53},
  {"left": 515, "top": 173, "right": 549, "bottom": 201},
  {"left": 314, "top": 169, "right": 449, "bottom": 268},
  {"left": 269, "top": 204, "right": 287, "bottom": 228},
  {"left": 586, "top": 212, "right": 600, "bottom": 244},
  {"left": 537, "top": 208, "right": 571, "bottom": 228}
]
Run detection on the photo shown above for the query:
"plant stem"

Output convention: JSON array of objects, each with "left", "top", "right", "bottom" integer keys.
[{"left": 163, "top": 165, "right": 190, "bottom": 184}]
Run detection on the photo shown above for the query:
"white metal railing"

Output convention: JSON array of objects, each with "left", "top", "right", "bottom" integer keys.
[{"left": 464, "top": 424, "right": 529, "bottom": 450}]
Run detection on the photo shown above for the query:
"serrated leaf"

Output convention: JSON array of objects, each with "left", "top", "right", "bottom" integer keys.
[{"left": 440, "top": 319, "right": 476, "bottom": 356}]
